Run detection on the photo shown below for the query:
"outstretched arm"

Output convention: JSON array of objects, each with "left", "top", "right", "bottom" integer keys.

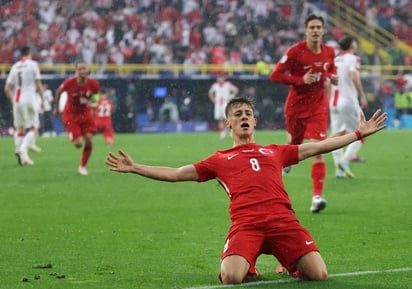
[
  {"left": 298, "top": 109, "right": 387, "bottom": 160},
  {"left": 105, "top": 149, "right": 199, "bottom": 182}
]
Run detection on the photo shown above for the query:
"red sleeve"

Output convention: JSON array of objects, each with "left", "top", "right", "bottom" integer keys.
[
  {"left": 269, "top": 48, "right": 305, "bottom": 86},
  {"left": 193, "top": 155, "right": 217, "bottom": 182},
  {"left": 274, "top": 144, "right": 299, "bottom": 167}
]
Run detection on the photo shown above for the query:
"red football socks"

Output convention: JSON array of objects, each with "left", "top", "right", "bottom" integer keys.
[
  {"left": 80, "top": 144, "right": 92, "bottom": 167},
  {"left": 311, "top": 162, "right": 325, "bottom": 196}
]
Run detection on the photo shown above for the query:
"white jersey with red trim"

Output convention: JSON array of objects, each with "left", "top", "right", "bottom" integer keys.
[
  {"left": 329, "top": 52, "right": 362, "bottom": 133},
  {"left": 210, "top": 81, "right": 235, "bottom": 106},
  {"left": 6, "top": 58, "right": 42, "bottom": 105},
  {"left": 209, "top": 81, "right": 236, "bottom": 120},
  {"left": 330, "top": 53, "right": 360, "bottom": 107}
]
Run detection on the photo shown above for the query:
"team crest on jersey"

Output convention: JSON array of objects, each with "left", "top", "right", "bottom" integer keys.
[
  {"left": 259, "top": 148, "right": 273, "bottom": 155},
  {"left": 280, "top": 55, "right": 288, "bottom": 63},
  {"left": 323, "top": 62, "right": 330, "bottom": 71}
]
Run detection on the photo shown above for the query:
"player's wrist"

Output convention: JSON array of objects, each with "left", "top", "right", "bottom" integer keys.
[{"left": 354, "top": 130, "right": 362, "bottom": 140}]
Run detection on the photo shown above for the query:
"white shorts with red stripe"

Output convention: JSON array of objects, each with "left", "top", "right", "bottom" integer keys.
[{"left": 13, "top": 101, "right": 39, "bottom": 129}]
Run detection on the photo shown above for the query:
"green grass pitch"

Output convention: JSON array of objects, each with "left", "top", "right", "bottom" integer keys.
[{"left": 0, "top": 129, "right": 411, "bottom": 289}]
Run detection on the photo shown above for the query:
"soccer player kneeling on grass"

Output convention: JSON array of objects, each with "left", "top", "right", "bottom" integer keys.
[{"left": 106, "top": 97, "right": 386, "bottom": 284}]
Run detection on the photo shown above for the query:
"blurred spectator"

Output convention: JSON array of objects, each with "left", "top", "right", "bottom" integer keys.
[
  {"left": 106, "top": 87, "right": 120, "bottom": 130},
  {"left": 66, "top": 20, "right": 81, "bottom": 45},
  {"left": 255, "top": 54, "right": 271, "bottom": 75},
  {"left": 132, "top": 33, "right": 147, "bottom": 64},
  {"left": 0, "top": 0, "right": 410, "bottom": 74},
  {"left": 402, "top": 71, "right": 412, "bottom": 92},
  {"left": 379, "top": 81, "right": 394, "bottom": 114},
  {"left": 159, "top": 96, "right": 180, "bottom": 122},
  {"left": 183, "top": 47, "right": 207, "bottom": 75},
  {"left": 80, "top": 38, "right": 95, "bottom": 65},
  {"left": 108, "top": 45, "right": 124, "bottom": 64},
  {"left": 95, "top": 29, "right": 109, "bottom": 74},
  {"left": 107, "top": 87, "right": 119, "bottom": 109},
  {"left": 393, "top": 78, "right": 412, "bottom": 128},
  {"left": 180, "top": 95, "right": 193, "bottom": 121},
  {"left": 386, "top": 40, "right": 405, "bottom": 74}
]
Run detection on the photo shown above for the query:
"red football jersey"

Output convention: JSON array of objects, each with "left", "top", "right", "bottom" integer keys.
[
  {"left": 270, "top": 40, "right": 336, "bottom": 117},
  {"left": 194, "top": 143, "right": 299, "bottom": 224},
  {"left": 60, "top": 77, "right": 100, "bottom": 117},
  {"left": 95, "top": 97, "right": 114, "bottom": 120}
]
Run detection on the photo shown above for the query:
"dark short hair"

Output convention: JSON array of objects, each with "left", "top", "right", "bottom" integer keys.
[
  {"left": 20, "top": 46, "right": 31, "bottom": 56},
  {"left": 305, "top": 14, "right": 325, "bottom": 27},
  {"left": 339, "top": 36, "right": 357, "bottom": 51},
  {"left": 74, "top": 59, "right": 87, "bottom": 68},
  {"left": 225, "top": 97, "right": 255, "bottom": 117}
]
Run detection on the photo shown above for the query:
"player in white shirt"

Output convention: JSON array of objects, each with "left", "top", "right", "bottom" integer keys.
[
  {"left": 4, "top": 46, "right": 45, "bottom": 166},
  {"left": 208, "top": 75, "right": 239, "bottom": 139},
  {"left": 329, "top": 36, "right": 368, "bottom": 178}
]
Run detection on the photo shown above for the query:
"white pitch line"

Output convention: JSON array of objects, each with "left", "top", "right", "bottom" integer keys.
[
  {"left": 283, "top": 173, "right": 411, "bottom": 181},
  {"left": 182, "top": 267, "right": 412, "bottom": 289}
]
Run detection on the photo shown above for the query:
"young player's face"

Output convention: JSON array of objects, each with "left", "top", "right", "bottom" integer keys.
[
  {"left": 305, "top": 19, "right": 325, "bottom": 43},
  {"left": 226, "top": 103, "right": 256, "bottom": 137}
]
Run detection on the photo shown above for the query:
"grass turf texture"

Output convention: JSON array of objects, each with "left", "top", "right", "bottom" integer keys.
[{"left": 0, "top": 130, "right": 411, "bottom": 289}]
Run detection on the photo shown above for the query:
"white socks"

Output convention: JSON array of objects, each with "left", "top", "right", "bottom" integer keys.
[{"left": 343, "top": 140, "right": 362, "bottom": 163}]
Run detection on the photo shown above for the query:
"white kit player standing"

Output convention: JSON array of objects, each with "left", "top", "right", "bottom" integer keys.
[
  {"left": 4, "top": 46, "right": 45, "bottom": 166},
  {"left": 208, "top": 75, "right": 239, "bottom": 139},
  {"left": 329, "top": 36, "right": 368, "bottom": 178}
]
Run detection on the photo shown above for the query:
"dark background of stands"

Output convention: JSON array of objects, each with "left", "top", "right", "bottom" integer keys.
[
  {"left": 0, "top": 77, "right": 290, "bottom": 132},
  {"left": 0, "top": 75, "right": 383, "bottom": 133}
]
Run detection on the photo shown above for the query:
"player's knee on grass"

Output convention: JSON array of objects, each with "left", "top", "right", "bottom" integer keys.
[
  {"left": 296, "top": 251, "right": 328, "bottom": 281},
  {"left": 220, "top": 255, "right": 250, "bottom": 284},
  {"left": 303, "top": 267, "right": 328, "bottom": 281},
  {"left": 219, "top": 269, "right": 245, "bottom": 284}
]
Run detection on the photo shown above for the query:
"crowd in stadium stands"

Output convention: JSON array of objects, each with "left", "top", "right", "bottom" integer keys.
[{"left": 0, "top": 0, "right": 411, "bottom": 71}]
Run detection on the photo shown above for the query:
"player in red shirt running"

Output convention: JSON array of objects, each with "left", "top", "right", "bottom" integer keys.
[
  {"left": 105, "top": 97, "right": 386, "bottom": 285},
  {"left": 94, "top": 88, "right": 115, "bottom": 145},
  {"left": 269, "top": 14, "right": 339, "bottom": 213},
  {"left": 53, "top": 60, "right": 100, "bottom": 175}
]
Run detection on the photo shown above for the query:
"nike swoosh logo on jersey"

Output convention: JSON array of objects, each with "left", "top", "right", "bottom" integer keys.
[
  {"left": 227, "top": 153, "right": 239, "bottom": 160},
  {"left": 306, "top": 240, "right": 314, "bottom": 245}
]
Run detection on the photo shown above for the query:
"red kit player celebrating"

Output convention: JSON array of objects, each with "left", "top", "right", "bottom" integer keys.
[
  {"left": 269, "top": 14, "right": 339, "bottom": 213},
  {"left": 53, "top": 60, "right": 100, "bottom": 175},
  {"left": 94, "top": 89, "right": 115, "bottom": 145},
  {"left": 106, "top": 97, "right": 386, "bottom": 285}
]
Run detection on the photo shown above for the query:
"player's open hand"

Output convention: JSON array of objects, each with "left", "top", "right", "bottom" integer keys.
[
  {"left": 106, "top": 150, "right": 135, "bottom": 173},
  {"left": 358, "top": 109, "right": 387, "bottom": 138},
  {"left": 330, "top": 74, "right": 339, "bottom": 85},
  {"left": 303, "top": 69, "right": 317, "bottom": 84}
]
